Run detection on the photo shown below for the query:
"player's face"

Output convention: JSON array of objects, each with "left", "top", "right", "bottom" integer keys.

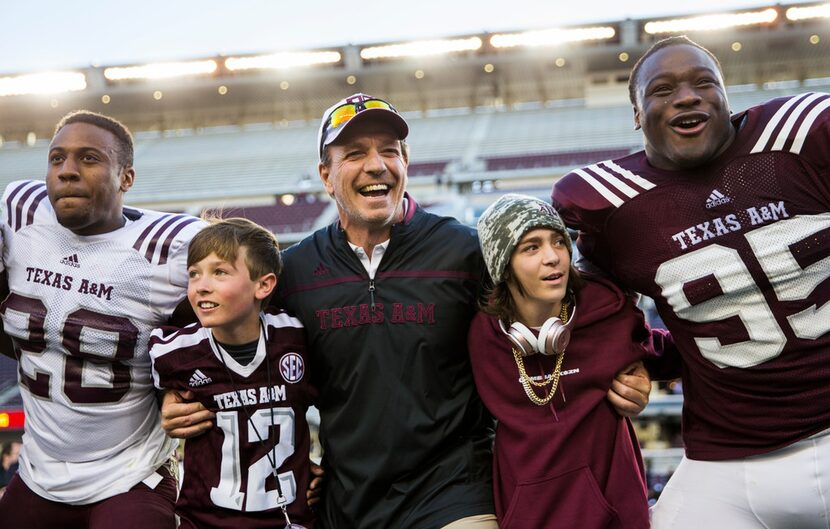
[
  {"left": 46, "top": 122, "right": 134, "bottom": 235},
  {"left": 507, "top": 228, "right": 571, "bottom": 326},
  {"left": 187, "top": 248, "right": 275, "bottom": 344},
  {"left": 319, "top": 120, "right": 408, "bottom": 237},
  {"left": 634, "top": 44, "right": 736, "bottom": 171}
]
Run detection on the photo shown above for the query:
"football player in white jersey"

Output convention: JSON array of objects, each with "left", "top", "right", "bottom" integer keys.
[{"left": 0, "top": 110, "right": 203, "bottom": 529}]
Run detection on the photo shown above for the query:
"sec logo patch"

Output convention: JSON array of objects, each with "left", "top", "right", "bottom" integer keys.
[{"left": 280, "top": 352, "right": 304, "bottom": 383}]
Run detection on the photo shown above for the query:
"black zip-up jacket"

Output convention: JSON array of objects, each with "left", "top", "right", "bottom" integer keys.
[{"left": 277, "top": 195, "right": 494, "bottom": 528}]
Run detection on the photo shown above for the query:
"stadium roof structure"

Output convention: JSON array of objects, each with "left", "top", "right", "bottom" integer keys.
[{"left": 0, "top": 2, "right": 829, "bottom": 141}]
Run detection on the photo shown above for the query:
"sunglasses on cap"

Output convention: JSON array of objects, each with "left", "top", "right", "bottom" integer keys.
[
  {"left": 319, "top": 97, "right": 399, "bottom": 155},
  {"left": 327, "top": 98, "right": 395, "bottom": 129}
]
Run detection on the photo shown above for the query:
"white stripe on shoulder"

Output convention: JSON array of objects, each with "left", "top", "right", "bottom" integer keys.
[
  {"left": 751, "top": 93, "right": 812, "bottom": 153},
  {"left": 790, "top": 95, "right": 830, "bottom": 154},
  {"left": 149, "top": 327, "right": 210, "bottom": 359},
  {"left": 587, "top": 163, "right": 638, "bottom": 198},
  {"left": 600, "top": 160, "right": 656, "bottom": 190},
  {"left": 263, "top": 311, "right": 304, "bottom": 329},
  {"left": 770, "top": 92, "right": 826, "bottom": 151},
  {"left": 573, "top": 168, "right": 624, "bottom": 207}
]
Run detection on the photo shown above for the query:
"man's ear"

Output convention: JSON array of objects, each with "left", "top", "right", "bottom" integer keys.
[
  {"left": 121, "top": 166, "right": 135, "bottom": 192},
  {"left": 633, "top": 106, "right": 642, "bottom": 131},
  {"left": 319, "top": 162, "right": 334, "bottom": 197},
  {"left": 255, "top": 273, "right": 277, "bottom": 301}
]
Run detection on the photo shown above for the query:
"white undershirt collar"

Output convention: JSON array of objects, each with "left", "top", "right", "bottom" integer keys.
[{"left": 346, "top": 199, "right": 408, "bottom": 279}]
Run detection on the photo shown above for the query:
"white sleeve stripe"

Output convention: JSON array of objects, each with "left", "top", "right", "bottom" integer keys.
[
  {"left": 151, "top": 365, "right": 162, "bottom": 390},
  {"left": 771, "top": 92, "right": 826, "bottom": 151},
  {"left": 263, "top": 312, "right": 304, "bottom": 329},
  {"left": 149, "top": 329, "right": 208, "bottom": 358},
  {"left": 602, "top": 160, "right": 656, "bottom": 190},
  {"left": 751, "top": 93, "right": 812, "bottom": 153},
  {"left": 790, "top": 96, "right": 830, "bottom": 155},
  {"left": 573, "top": 168, "right": 624, "bottom": 207},
  {"left": 588, "top": 164, "right": 639, "bottom": 198}
]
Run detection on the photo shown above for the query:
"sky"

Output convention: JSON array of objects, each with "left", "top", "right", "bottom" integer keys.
[{"left": 0, "top": 0, "right": 800, "bottom": 75}]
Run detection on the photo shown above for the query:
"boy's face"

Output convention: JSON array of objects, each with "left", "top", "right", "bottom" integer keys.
[{"left": 187, "top": 248, "right": 275, "bottom": 344}]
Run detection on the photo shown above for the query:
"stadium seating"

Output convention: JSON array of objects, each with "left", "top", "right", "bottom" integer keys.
[
  {"left": 220, "top": 195, "right": 331, "bottom": 235},
  {"left": 407, "top": 160, "right": 450, "bottom": 177},
  {"left": 2, "top": 81, "right": 829, "bottom": 234},
  {"left": 484, "top": 148, "right": 634, "bottom": 172}
]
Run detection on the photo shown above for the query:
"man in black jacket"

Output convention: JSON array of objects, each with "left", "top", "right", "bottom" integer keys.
[
  {"left": 278, "top": 93, "right": 498, "bottom": 528},
  {"left": 162, "top": 93, "right": 652, "bottom": 529}
]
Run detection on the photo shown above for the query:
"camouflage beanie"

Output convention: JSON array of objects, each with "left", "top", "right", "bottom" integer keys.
[{"left": 477, "top": 193, "right": 573, "bottom": 284}]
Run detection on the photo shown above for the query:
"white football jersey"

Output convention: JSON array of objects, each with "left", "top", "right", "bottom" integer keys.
[{"left": 0, "top": 179, "right": 204, "bottom": 504}]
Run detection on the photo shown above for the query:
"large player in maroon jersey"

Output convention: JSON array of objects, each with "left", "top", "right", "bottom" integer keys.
[
  {"left": 151, "top": 310, "right": 315, "bottom": 529},
  {"left": 553, "top": 36, "right": 830, "bottom": 528}
]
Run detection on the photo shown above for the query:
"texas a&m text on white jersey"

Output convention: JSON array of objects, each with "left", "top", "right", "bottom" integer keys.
[{"left": 0, "top": 179, "right": 204, "bottom": 504}]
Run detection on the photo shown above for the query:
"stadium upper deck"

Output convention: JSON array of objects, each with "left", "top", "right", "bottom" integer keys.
[
  {"left": 0, "top": 78, "right": 828, "bottom": 213},
  {"left": 0, "top": 2, "right": 829, "bottom": 222},
  {"left": 1, "top": 2, "right": 829, "bottom": 141}
]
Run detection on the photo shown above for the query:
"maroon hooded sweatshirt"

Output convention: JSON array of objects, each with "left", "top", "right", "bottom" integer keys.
[{"left": 469, "top": 273, "right": 671, "bottom": 529}]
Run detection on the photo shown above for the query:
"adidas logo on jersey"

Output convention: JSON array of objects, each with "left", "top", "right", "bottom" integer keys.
[
  {"left": 59, "top": 254, "right": 80, "bottom": 268},
  {"left": 705, "top": 189, "right": 731, "bottom": 209},
  {"left": 188, "top": 369, "right": 213, "bottom": 387}
]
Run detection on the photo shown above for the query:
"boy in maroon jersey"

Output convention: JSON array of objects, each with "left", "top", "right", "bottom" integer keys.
[
  {"left": 553, "top": 36, "right": 830, "bottom": 528},
  {"left": 150, "top": 218, "right": 316, "bottom": 529}
]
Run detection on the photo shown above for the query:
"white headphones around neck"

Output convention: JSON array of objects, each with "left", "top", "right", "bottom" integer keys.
[{"left": 499, "top": 304, "right": 577, "bottom": 357}]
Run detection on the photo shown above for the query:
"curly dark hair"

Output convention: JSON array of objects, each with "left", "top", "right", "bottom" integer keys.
[{"left": 54, "top": 110, "right": 134, "bottom": 169}]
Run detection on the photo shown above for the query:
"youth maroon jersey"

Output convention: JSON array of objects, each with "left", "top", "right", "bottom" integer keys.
[
  {"left": 552, "top": 93, "right": 830, "bottom": 461},
  {"left": 150, "top": 309, "right": 315, "bottom": 529}
]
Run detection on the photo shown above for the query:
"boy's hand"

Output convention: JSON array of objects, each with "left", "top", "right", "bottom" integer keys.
[
  {"left": 161, "top": 389, "right": 215, "bottom": 438},
  {"left": 607, "top": 361, "right": 651, "bottom": 417},
  {"left": 307, "top": 462, "right": 325, "bottom": 508}
]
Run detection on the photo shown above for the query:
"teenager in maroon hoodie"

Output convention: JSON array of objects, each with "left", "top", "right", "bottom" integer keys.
[{"left": 471, "top": 194, "right": 673, "bottom": 529}]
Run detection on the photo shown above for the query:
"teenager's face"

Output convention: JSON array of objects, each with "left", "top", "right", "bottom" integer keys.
[
  {"left": 507, "top": 228, "right": 571, "bottom": 323},
  {"left": 187, "top": 248, "right": 274, "bottom": 344},
  {"left": 634, "top": 44, "right": 735, "bottom": 171}
]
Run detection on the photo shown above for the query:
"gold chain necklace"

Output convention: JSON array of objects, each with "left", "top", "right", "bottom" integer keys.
[{"left": 512, "top": 303, "right": 568, "bottom": 406}]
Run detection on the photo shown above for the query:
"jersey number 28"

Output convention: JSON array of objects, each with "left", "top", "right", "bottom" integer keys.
[{"left": 1, "top": 293, "right": 138, "bottom": 403}]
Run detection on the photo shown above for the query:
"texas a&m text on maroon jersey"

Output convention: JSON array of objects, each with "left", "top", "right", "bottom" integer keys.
[
  {"left": 150, "top": 310, "right": 315, "bottom": 529},
  {"left": 553, "top": 93, "right": 830, "bottom": 460}
]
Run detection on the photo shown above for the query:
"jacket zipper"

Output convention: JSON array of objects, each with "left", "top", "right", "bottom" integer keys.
[{"left": 368, "top": 279, "right": 376, "bottom": 310}]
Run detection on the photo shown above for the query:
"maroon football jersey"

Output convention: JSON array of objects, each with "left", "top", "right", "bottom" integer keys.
[
  {"left": 553, "top": 93, "right": 830, "bottom": 460},
  {"left": 150, "top": 309, "right": 315, "bottom": 529}
]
